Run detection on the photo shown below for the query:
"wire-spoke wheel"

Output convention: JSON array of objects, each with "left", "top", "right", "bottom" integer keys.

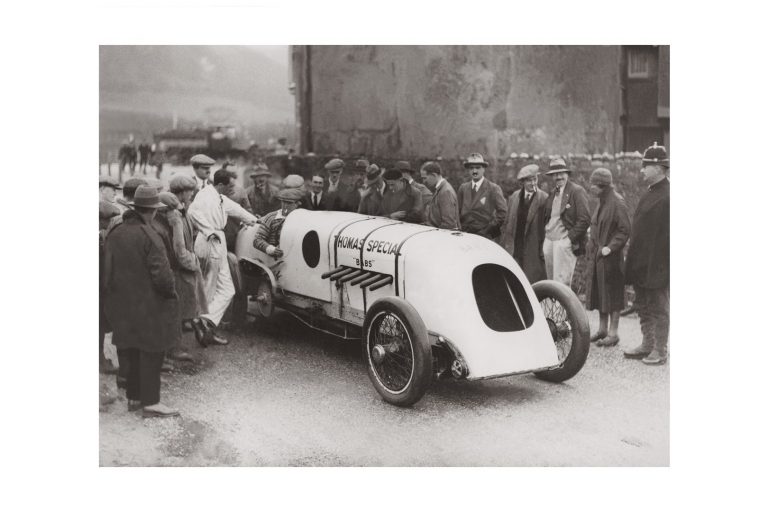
[
  {"left": 532, "top": 280, "right": 590, "bottom": 383},
  {"left": 363, "top": 298, "right": 432, "bottom": 407}
]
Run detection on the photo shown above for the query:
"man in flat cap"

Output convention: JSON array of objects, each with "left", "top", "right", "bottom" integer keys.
[
  {"left": 188, "top": 169, "right": 258, "bottom": 346},
  {"left": 323, "top": 158, "right": 348, "bottom": 211},
  {"left": 395, "top": 161, "right": 432, "bottom": 215},
  {"left": 358, "top": 164, "right": 386, "bottom": 216},
  {"left": 420, "top": 161, "right": 459, "bottom": 230},
  {"left": 253, "top": 188, "right": 304, "bottom": 259},
  {"left": 380, "top": 168, "right": 424, "bottom": 223},
  {"left": 247, "top": 164, "right": 280, "bottom": 216},
  {"left": 500, "top": 164, "right": 549, "bottom": 283},
  {"left": 102, "top": 185, "right": 181, "bottom": 418},
  {"left": 190, "top": 153, "right": 216, "bottom": 198},
  {"left": 457, "top": 153, "right": 508, "bottom": 239},
  {"left": 542, "top": 157, "right": 590, "bottom": 286},
  {"left": 623, "top": 143, "right": 670, "bottom": 365}
]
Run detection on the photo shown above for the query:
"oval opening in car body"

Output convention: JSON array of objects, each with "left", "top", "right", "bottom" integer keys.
[
  {"left": 471, "top": 263, "right": 534, "bottom": 332},
  {"left": 302, "top": 230, "right": 321, "bottom": 268}
]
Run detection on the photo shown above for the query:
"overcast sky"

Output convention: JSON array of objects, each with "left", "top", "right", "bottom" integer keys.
[{"left": 248, "top": 45, "right": 289, "bottom": 67}]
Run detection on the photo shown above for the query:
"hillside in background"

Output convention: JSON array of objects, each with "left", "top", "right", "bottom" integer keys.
[
  {"left": 99, "top": 45, "right": 294, "bottom": 162},
  {"left": 100, "top": 45, "right": 293, "bottom": 124}
]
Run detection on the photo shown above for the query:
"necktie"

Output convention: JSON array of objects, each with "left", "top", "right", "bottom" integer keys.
[
  {"left": 313, "top": 194, "right": 319, "bottom": 208},
  {"left": 471, "top": 183, "right": 477, "bottom": 200}
]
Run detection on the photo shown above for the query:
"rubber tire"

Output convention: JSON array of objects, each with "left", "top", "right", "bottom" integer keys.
[
  {"left": 532, "top": 280, "right": 590, "bottom": 383},
  {"left": 362, "top": 297, "right": 432, "bottom": 407},
  {"left": 227, "top": 252, "right": 248, "bottom": 326}
]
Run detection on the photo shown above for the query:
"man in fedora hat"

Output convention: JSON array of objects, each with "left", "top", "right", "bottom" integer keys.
[
  {"left": 188, "top": 169, "right": 258, "bottom": 346},
  {"left": 380, "top": 168, "right": 424, "bottom": 223},
  {"left": 253, "top": 187, "right": 304, "bottom": 259},
  {"left": 457, "top": 153, "right": 507, "bottom": 239},
  {"left": 623, "top": 143, "right": 670, "bottom": 365},
  {"left": 246, "top": 164, "right": 280, "bottom": 216},
  {"left": 420, "top": 161, "right": 459, "bottom": 230},
  {"left": 394, "top": 160, "right": 432, "bottom": 216},
  {"left": 500, "top": 164, "right": 549, "bottom": 283},
  {"left": 542, "top": 157, "right": 591, "bottom": 286},
  {"left": 358, "top": 164, "right": 387, "bottom": 216},
  {"left": 102, "top": 185, "right": 182, "bottom": 418}
]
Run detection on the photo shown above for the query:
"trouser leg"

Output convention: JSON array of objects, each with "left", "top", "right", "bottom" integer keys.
[
  {"left": 139, "top": 351, "right": 165, "bottom": 406},
  {"left": 201, "top": 239, "right": 234, "bottom": 327},
  {"left": 118, "top": 348, "right": 141, "bottom": 401},
  {"left": 552, "top": 238, "right": 577, "bottom": 286},
  {"left": 634, "top": 286, "right": 656, "bottom": 352},
  {"left": 543, "top": 238, "right": 554, "bottom": 280},
  {"left": 649, "top": 286, "right": 670, "bottom": 357}
]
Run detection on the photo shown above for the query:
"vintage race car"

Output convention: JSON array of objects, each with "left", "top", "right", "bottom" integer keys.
[{"left": 230, "top": 209, "right": 589, "bottom": 407}]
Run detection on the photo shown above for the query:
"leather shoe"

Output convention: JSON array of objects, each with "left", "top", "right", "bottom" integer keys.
[
  {"left": 192, "top": 318, "right": 208, "bottom": 347},
  {"left": 142, "top": 403, "right": 180, "bottom": 418},
  {"left": 642, "top": 351, "right": 667, "bottom": 365},
  {"left": 204, "top": 330, "right": 229, "bottom": 346},
  {"left": 590, "top": 331, "right": 607, "bottom": 343},
  {"left": 597, "top": 335, "right": 620, "bottom": 347},
  {"left": 167, "top": 348, "right": 195, "bottom": 362},
  {"left": 623, "top": 345, "right": 652, "bottom": 359}
]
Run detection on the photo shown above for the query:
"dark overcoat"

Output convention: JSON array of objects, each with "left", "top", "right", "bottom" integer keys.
[
  {"left": 625, "top": 179, "right": 670, "bottom": 289},
  {"left": 425, "top": 179, "right": 459, "bottom": 230},
  {"left": 585, "top": 188, "right": 631, "bottom": 312},
  {"left": 103, "top": 214, "right": 181, "bottom": 352},
  {"left": 501, "top": 189, "right": 549, "bottom": 283},
  {"left": 380, "top": 180, "right": 424, "bottom": 223},
  {"left": 246, "top": 183, "right": 281, "bottom": 217},
  {"left": 457, "top": 178, "right": 508, "bottom": 238}
]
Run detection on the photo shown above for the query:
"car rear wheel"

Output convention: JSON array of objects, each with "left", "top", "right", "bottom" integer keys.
[
  {"left": 363, "top": 298, "right": 432, "bottom": 407},
  {"left": 532, "top": 280, "right": 590, "bottom": 382}
]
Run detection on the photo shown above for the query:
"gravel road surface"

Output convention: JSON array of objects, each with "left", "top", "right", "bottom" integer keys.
[{"left": 100, "top": 309, "right": 669, "bottom": 466}]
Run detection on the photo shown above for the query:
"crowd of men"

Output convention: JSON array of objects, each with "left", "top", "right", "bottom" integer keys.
[{"left": 99, "top": 143, "right": 670, "bottom": 418}]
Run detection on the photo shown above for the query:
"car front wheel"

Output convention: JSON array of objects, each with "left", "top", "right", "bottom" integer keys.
[{"left": 363, "top": 298, "right": 432, "bottom": 407}]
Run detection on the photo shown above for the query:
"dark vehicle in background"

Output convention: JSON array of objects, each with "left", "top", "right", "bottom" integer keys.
[{"left": 153, "top": 125, "right": 252, "bottom": 164}]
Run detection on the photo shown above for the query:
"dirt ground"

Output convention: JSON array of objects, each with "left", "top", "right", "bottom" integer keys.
[{"left": 99, "top": 309, "right": 669, "bottom": 467}]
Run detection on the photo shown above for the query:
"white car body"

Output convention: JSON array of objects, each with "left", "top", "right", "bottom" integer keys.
[{"left": 235, "top": 208, "right": 561, "bottom": 380}]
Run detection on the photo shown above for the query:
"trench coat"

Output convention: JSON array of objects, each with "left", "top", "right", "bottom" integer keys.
[
  {"left": 156, "top": 207, "right": 208, "bottom": 320},
  {"left": 625, "top": 179, "right": 670, "bottom": 289},
  {"left": 584, "top": 188, "right": 631, "bottom": 312},
  {"left": 103, "top": 213, "right": 181, "bottom": 352},
  {"left": 500, "top": 189, "right": 549, "bottom": 283}
]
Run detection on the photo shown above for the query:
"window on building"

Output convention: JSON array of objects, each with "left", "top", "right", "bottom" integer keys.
[{"left": 628, "top": 49, "right": 651, "bottom": 79}]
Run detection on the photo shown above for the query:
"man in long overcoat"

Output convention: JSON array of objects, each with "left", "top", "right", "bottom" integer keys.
[
  {"left": 246, "top": 165, "right": 280, "bottom": 216},
  {"left": 584, "top": 168, "right": 631, "bottom": 347},
  {"left": 358, "top": 165, "right": 386, "bottom": 216},
  {"left": 420, "top": 161, "right": 459, "bottom": 230},
  {"left": 103, "top": 185, "right": 182, "bottom": 418},
  {"left": 500, "top": 164, "right": 549, "bottom": 283},
  {"left": 457, "top": 153, "right": 507, "bottom": 239},
  {"left": 623, "top": 143, "right": 670, "bottom": 365}
]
